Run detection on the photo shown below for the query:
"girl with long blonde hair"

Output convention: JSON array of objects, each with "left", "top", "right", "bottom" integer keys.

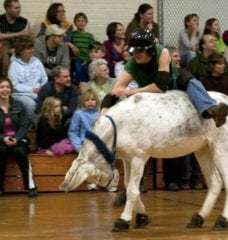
[{"left": 36, "top": 96, "right": 73, "bottom": 155}]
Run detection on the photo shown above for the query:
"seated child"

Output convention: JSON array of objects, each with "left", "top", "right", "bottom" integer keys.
[
  {"left": 68, "top": 89, "right": 100, "bottom": 153},
  {"left": 36, "top": 96, "right": 73, "bottom": 155},
  {"left": 68, "top": 89, "right": 100, "bottom": 190},
  {"left": 68, "top": 89, "right": 119, "bottom": 191},
  {"left": 78, "top": 41, "right": 105, "bottom": 93}
]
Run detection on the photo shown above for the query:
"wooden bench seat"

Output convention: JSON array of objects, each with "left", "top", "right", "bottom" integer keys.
[
  {"left": 4, "top": 130, "right": 163, "bottom": 193},
  {"left": 5, "top": 154, "right": 76, "bottom": 192},
  {"left": 5, "top": 154, "right": 162, "bottom": 193}
]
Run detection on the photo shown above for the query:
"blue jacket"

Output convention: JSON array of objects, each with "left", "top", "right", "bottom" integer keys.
[{"left": 68, "top": 108, "right": 99, "bottom": 151}]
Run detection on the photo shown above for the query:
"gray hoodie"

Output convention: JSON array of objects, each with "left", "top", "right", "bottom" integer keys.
[{"left": 33, "top": 35, "right": 70, "bottom": 77}]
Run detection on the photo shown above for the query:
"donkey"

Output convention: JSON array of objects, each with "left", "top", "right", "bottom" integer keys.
[{"left": 60, "top": 90, "right": 228, "bottom": 232}]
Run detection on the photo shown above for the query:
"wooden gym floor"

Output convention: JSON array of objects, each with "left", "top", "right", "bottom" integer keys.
[{"left": 0, "top": 190, "right": 227, "bottom": 240}]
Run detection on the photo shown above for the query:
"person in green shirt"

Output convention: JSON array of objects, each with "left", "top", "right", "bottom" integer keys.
[
  {"left": 102, "top": 28, "right": 228, "bottom": 128},
  {"left": 102, "top": 28, "right": 228, "bottom": 206},
  {"left": 71, "top": 12, "right": 94, "bottom": 85}
]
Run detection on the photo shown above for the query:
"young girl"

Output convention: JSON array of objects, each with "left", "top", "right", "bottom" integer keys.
[
  {"left": 68, "top": 89, "right": 100, "bottom": 190},
  {"left": 203, "top": 18, "right": 226, "bottom": 54},
  {"left": 68, "top": 89, "right": 99, "bottom": 153},
  {"left": 36, "top": 96, "right": 73, "bottom": 155}
]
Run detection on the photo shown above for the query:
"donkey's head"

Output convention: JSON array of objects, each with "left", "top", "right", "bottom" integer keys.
[{"left": 59, "top": 139, "right": 119, "bottom": 192}]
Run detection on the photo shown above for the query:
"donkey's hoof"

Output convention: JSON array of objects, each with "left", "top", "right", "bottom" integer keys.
[
  {"left": 213, "top": 216, "right": 228, "bottom": 231},
  {"left": 112, "top": 218, "right": 130, "bottom": 232},
  {"left": 135, "top": 213, "right": 150, "bottom": 228},
  {"left": 186, "top": 213, "right": 204, "bottom": 228}
]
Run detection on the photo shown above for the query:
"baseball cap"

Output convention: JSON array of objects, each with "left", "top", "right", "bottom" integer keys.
[{"left": 45, "top": 24, "right": 66, "bottom": 36}]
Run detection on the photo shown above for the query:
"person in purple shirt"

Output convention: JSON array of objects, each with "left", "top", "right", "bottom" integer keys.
[{"left": 103, "top": 22, "right": 126, "bottom": 77}]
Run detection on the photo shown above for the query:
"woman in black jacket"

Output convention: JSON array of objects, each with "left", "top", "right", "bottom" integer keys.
[{"left": 0, "top": 77, "right": 37, "bottom": 197}]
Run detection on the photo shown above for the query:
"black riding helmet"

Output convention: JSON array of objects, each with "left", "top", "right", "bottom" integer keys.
[{"left": 127, "top": 28, "right": 156, "bottom": 55}]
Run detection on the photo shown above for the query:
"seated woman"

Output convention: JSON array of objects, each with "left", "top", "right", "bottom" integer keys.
[
  {"left": 199, "top": 52, "right": 228, "bottom": 95},
  {"left": 8, "top": 35, "right": 48, "bottom": 125},
  {"left": 86, "top": 58, "right": 117, "bottom": 103},
  {"left": 103, "top": 22, "right": 126, "bottom": 77},
  {"left": 178, "top": 13, "right": 201, "bottom": 67},
  {"left": 203, "top": 18, "right": 226, "bottom": 54},
  {"left": 36, "top": 96, "right": 73, "bottom": 156},
  {"left": 0, "top": 77, "right": 37, "bottom": 197},
  {"left": 37, "top": 2, "right": 77, "bottom": 56},
  {"left": 125, "top": 3, "right": 160, "bottom": 42}
]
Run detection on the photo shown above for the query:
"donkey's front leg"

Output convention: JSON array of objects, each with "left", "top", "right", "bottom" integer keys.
[{"left": 112, "top": 157, "right": 146, "bottom": 232}]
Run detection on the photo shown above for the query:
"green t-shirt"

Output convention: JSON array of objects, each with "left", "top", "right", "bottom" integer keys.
[
  {"left": 124, "top": 44, "right": 179, "bottom": 89},
  {"left": 71, "top": 30, "right": 94, "bottom": 61},
  {"left": 216, "top": 36, "right": 226, "bottom": 54}
]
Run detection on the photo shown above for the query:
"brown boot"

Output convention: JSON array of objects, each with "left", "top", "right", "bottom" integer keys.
[{"left": 206, "top": 103, "right": 228, "bottom": 127}]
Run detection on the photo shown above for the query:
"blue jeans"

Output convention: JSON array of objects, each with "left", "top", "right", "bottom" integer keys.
[
  {"left": 187, "top": 78, "right": 216, "bottom": 114},
  {"left": 72, "top": 59, "right": 83, "bottom": 85},
  {"left": 163, "top": 154, "right": 202, "bottom": 184},
  {"left": 163, "top": 156, "right": 190, "bottom": 183},
  {"left": 12, "top": 95, "right": 36, "bottom": 125},
  {"left": 181, "top": 51, "right": 196, "bottom": 66}
]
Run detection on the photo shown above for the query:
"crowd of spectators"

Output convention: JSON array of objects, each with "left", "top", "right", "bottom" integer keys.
[{"left": 0, "top": 0, "right": 227, "bottom": 195}]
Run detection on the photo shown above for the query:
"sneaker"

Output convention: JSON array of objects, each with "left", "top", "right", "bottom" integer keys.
[
  {"left": 106, "top": 186, "right": 118, "bottom": 192},
  {"left": 87, "top": 183, "right": 98, "bottom": 190},
  {"left": 179, "top": 181, "right": 190, "bottom": 190},
  {"left": 164, "top": 182, "right": 180, "bottom": 191},
  {"left": 139, "top": 184, "right": 148, "bottom": 193},
  {"left": 190, "top": 177, "right": 203, "bottom": 190},
  {"left": 28, "top": 188, "right": 38, "bottom": 197}
]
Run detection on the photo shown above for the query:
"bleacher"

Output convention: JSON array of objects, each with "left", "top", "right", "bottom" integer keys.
[{"left": 5, "top": 130, "right": 163, "bottom": 193}]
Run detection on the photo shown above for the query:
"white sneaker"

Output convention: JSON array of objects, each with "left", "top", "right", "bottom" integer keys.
[
  {"left": 106, "top": 186, "right": 118, "bottom": 192},
  {"left": 87, "top": 183, "right": 98, "bottom": 190}
]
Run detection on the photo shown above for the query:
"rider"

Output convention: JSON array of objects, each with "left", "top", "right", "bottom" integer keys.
[{"left": 101, "top": 28, "right": 228, "bottom": 127}]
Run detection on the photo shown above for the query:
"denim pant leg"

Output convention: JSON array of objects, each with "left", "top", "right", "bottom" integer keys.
[
  {"left": 162, "top": 158, "right": 179, "bottom": 183},
  {"left": 187, "top": 78, "right": 216, "bottom": 114},
  {"left": 12, "top": 140, "right": 36, "bottom": 190},
  {"left": 73, "top": 60, "right": 82, "bottom": 84},
  {"left": 179, "top": 155, "right": 191, "bottom": 181},
  {"left": 12, "top": 95, "right": 36, "bottom": 124},
  {"left": 0, "top": 142, "right": 8, "bottom": 190},
  {"left": 181, "top": 51, "right": 196, "bottom": 66}
]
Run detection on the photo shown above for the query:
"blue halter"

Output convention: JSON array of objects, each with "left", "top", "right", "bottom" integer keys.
[{"left": 85, "top": 115, "right": 117, "bottom": 164}]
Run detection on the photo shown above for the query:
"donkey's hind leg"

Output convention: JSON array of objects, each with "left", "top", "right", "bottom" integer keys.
[
  {"left": 187, "top": 144, "right": 223, "bottom": 228},
  {"left": 210, "top": 140, "right": 228, "bottom": 230}
]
